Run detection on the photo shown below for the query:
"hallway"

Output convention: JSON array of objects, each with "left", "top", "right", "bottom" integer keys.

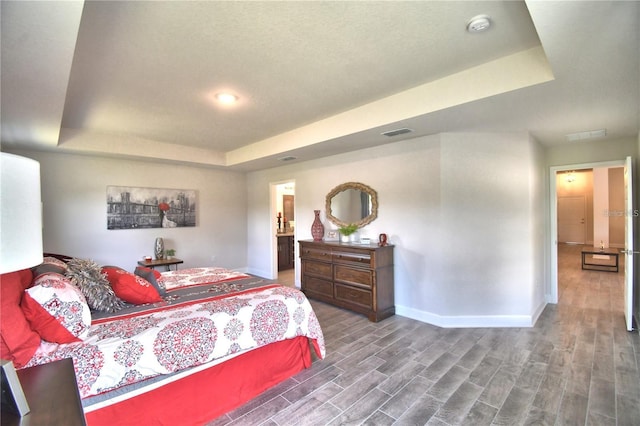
[
  {"left": 558, "top": 243, "right": 626, "bottom": 311},
  {"left": 277, "top": 267, "right": 295, "bottom": 287}
]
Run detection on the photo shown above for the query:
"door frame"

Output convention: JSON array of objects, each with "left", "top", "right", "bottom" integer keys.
[
  {"left": 270, "top": 180, "right": 296, "bottom": 282},
  {"left": 548, "top": 159, "right": 626, "bottom": 304},
  {"left": 623, "top": 156, "right": 635, "bottom": 331}
]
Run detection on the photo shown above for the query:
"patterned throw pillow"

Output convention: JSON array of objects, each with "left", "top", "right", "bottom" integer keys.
[
  {"left": 31, "top": 255, "right": 70, "bottom": 278},
  {"left": 42, "top": 256, "right": 69, "bottom": 270},
  {"left": 65, "top": 258, "right": 125, "bottom": 312},
  {"left": 103, "top": 266, "right": 162, "bottom": 305},
  {"left": 21, "top": 273, "right": 91, "bottom": 343},
  {"left": 134, "top": 266, "right": 166, "bottom": 296}
]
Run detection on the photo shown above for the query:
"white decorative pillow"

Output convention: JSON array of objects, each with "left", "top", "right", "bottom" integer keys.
[{"left": 21, "top": 272, "right": 91, "bottom": 343}]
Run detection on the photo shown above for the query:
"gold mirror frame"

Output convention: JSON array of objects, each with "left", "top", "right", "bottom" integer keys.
[{"left": 325, "top": 182, "right": 378, "bottom": 228}]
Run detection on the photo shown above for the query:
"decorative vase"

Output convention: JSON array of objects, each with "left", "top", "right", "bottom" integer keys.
[
  {"left": 311, "top": 210, "right": 324, "bottom": 241},
  {"left": 154, "top": 237, "right": 165, "bottom": 260}
]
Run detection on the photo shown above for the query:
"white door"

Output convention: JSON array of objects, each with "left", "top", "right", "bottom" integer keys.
[
  {"left": 623, "top": 156, "right": 635, "bottom": 331},
  {"left": 558, "top": 196, "right": 586, "bottom": 244}
]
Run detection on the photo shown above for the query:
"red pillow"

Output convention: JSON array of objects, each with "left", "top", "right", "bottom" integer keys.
[
  {"left": 0, "top": 269, "right": 41, "bottom": 367},
  {"left": 102, "top": 267, "right": 162, "bottom": 305},
  {"left": 21, "top": 273, "right": 91, "bottom": 344}
]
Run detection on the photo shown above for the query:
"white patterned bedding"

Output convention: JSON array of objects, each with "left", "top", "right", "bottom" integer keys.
[
  {"left": 158, "top": 267, "right": 250, "bottom": 291},
  {"left": 25, "top": 284, "right": 325, "bottom": 399}
]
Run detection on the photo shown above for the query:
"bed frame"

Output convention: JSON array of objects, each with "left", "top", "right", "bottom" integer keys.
[
  {"left": 85, "top": 336, "right": 313, "bottom": 425},
  {"left": 34, "top": 254, "right": 321, "bottom": 424}
]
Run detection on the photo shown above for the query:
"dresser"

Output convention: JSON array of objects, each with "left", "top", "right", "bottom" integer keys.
[{"left": 299, "top": 240, "right": 394, "bottom": 322}]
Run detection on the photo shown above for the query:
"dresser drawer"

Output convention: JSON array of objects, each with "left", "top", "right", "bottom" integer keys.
[
  {"left": 335, "top": 283, "right": 372, "bottom": 309},
  {"left": 300, "top": 247, "right": 332, "bottom": 262},
  {"left": 303, "top": 276, "right": 333, "bottom": 298},
  {"left": 303, "top": 260, "right": 332, "bottom": 277},
  {"left": 334, "top": 264, "right": 373, "bottom": 288},
  {"left": 332, "top": 250, "right": 373, "bottom": 268}
]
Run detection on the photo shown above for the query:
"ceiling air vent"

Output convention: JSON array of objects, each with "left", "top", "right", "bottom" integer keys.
[
  {"left": 381, "top": 128, "right": 413, "bottom": 137},
  {"left": 565, "top": 129, "right": 607, "bottom": 142},
  {"left": 278, "top": 156, "right": 297, "bottom": 162}
]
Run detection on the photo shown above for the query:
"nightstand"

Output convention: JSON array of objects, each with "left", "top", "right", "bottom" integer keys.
[
  {"left": 1, "top": 358, "right": 86, "bottom": 425},
  {"left": 137, "top": 257, "right": 184, "bottom": 271}
]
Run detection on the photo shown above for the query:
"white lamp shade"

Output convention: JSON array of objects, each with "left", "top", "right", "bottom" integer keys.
[{"left": 1, "top": 153, "right": 44, "bottom": 273}]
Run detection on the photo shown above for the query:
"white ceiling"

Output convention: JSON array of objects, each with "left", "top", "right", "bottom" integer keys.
[{"left": 1, "top": 1, "right": 638, "bottom": 171}]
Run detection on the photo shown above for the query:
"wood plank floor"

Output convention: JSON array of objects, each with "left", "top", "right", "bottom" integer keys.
[{"left": 209, "top": 244, "right": 639, "bottom": 425}]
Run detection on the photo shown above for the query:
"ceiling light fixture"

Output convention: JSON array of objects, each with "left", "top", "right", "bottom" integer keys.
[
  {"left": 565, "top": 128, "right": 607, "bottom": 142},
  {"left": 215, "top": 93, "right": 239, "bottom": 104},
  {"left": 466, "top": 14, "right": 491, "bottom": 33}
]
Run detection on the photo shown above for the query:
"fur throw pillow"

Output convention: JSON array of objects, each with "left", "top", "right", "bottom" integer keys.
[{"left": 65, "top": 258, "right": 125, "bottom": 312}]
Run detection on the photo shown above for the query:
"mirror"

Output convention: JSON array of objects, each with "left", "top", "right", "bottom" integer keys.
[{"left": 325, "top": 182, "right": 378, "bottom": 228}]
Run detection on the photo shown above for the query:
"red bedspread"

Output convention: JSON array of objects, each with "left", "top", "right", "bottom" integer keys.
[{"left": 25, "top": 278, "right": 325, "bottom": 400}]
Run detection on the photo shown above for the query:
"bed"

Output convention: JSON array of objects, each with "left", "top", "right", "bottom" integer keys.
[{"left": 0, "top": 256, "right": 325, "bottom": 425}]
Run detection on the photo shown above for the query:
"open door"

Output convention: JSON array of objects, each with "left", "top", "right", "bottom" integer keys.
[{"left": 623, "top": 156, "right": 635, "bottom": 331}]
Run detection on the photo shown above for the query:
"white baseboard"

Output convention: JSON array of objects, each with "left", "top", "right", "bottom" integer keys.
[
  {"left": 531, "top": 300, "right": 547, "bottom": 325},
  {"left": 395, "top": 304, "right": 541, "bottom": 328},
  {"left": 243, "top": 266, "right": 269, "bottom": 277}
]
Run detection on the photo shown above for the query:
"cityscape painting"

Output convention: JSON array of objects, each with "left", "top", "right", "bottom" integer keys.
[{"left": 107, "top": 186, "right": 197, "bottom": 230}]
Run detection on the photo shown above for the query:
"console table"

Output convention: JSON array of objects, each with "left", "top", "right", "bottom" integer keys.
[
  {"left": 299, "top": 240, "right": 394, "bottom": 322},
  {"left": 581, "top": 247, "right": 619, "bottom": 272},
  {"left": 137, "top": 258, "right": 183, "bottom": 271},
  {"left": 1, "top": 358, "right": 86, "bottom": 426}
]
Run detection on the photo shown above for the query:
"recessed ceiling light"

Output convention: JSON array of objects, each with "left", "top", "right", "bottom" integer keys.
[
  {"left": 467, "top": 15, "right": 491, "bottom": 33},
  {"left": 215, "top": 93, "right": 239, "bottom": 104}
]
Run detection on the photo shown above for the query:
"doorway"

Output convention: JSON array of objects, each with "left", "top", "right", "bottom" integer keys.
[
  {"left": 550, "top": 159, "right": 633, "bottom": 330},
  {"left": 274, "top": 181, "right": 295, "bottom": 287}
]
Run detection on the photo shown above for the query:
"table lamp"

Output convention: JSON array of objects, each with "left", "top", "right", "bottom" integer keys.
[
  {"left": 1, "top": 153, "right": 44, "bottom": 273},
  {"left": 1, "top": 152, "right": 43, "bottom": 417}
]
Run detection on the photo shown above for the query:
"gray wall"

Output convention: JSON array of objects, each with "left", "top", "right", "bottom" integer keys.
[
  {"left": 247, "top": 132, "right": 547, "bottom": 327},
  {"left": 9, "top": 132, "right": 638, "bottom": 328},
  {"left": 9, "top": 150, "right": 248, "bottom": 271}
]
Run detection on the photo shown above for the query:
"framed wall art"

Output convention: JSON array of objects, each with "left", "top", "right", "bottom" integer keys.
[{"left": 107, "top": 186, "right": 197, "bottom": 230}]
